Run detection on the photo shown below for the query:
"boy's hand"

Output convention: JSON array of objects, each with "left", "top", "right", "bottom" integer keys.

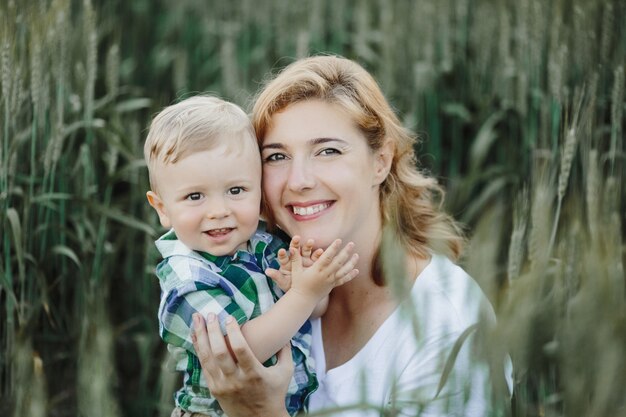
[
  {"left": 265, "top": 236, "right": 323, "bottom": 292},
  {"left": 289, "top": 237, "right": 359, "bottom": 300},
  {"left": 296, "top": 237, "right": 324, "bottom": 267},
  {"left": 265, "top": 247, "right": 293, "bottom": 292}
]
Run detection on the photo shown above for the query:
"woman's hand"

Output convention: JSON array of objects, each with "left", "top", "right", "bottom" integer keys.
[{"left": 192, "top": 313, "right": 293, "bottom": 417}]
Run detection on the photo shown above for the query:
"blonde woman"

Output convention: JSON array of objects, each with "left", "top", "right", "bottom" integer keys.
[{"left": 192, "top": 55, "right": 506, "bottom": 417}]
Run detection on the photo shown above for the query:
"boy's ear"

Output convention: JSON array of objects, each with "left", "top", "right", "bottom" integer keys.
[
  {"left": 373, "top": 139, "right": 394, "bottom": 186},
  {"left": 146, "top": 191, "right": 172, "bottom": 229}
]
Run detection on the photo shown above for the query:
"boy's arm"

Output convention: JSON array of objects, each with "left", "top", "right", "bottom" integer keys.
[
  {"left": 311, "top": 295, "right": 329, "bottom": 319},
  {"left": 241, "top": 238, "right": 358, "bottom": 363},
  {"left": 240, "top": 286, "right": 321, "bottom": 363},
  {"left": 240, "top": 291, "right": 327, "bottom": 364}
]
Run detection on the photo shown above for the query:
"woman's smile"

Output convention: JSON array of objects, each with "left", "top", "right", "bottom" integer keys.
[{"left": 288, "top": 201, "right": 334, "bottom": 218}]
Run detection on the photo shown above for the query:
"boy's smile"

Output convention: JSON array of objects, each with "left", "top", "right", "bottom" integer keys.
[
  {"left": 203, "top": 227, "right": 237, "bottom": 244},
  {"left": 148, "top": 140, "right": 262, "bottom": 256}
]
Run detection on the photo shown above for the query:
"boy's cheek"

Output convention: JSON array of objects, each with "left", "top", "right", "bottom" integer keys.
[
  {"left": 148, "top": 198, "right": 173, "bottom": 229},
  {"left": 158, "top": 213, "right": 172, "bottom": 229},
  {"left": 158, "top": 204, "right": 176, "bottom": 229},
  {"left": 149, "top": 204, "right": 171, "bottom": 229}
]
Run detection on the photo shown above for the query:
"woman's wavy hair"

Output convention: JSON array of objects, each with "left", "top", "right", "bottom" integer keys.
[{"left": 252, "top": 55, "right": 464, "bottom": 284}]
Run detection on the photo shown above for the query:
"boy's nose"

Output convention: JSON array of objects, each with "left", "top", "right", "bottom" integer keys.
[{"left": 206, "top": 199, "right": 231, "bottom": 219}]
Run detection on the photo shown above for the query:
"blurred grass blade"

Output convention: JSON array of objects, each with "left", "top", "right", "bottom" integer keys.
[
  {"left": 62, "top": 119, "right": 106, "bottom": 137},
  {"left": 13, "top": 337, "right": 47, "bottom": 417},
  {"left": 115, "top": 98, "right": 152, "bottom": 113},
  {"left": 470, "top": 110, "right": 506, "bottom": 172},
  {"left": 435, "top": 324, "right": 478, "bottom": 398},
  {"left": 89, "top": 202, "right": 157, "bottom": 236},
  {"left": 77, "top": 294, "right": 121, "bottom": 417},
  {"left": 50, "top": 244, "right": 82, "bottom": 268},
  {"left": 461, "top": 176, "right": 508, "bottom": 224},
  {"left": 31, "top": 193, "right": 73, "bottom": 203},
  {"left": 6, "top": 207, "right": 25, "bottom": 283}
]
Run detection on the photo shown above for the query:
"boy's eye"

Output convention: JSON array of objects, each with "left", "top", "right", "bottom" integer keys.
[
  {"left": 186, "top": 192, "right": 202, "bottom": 201},
  {"left": 228, "top": 187, "right": 245, "bottom": 195},
  {"left": 318, "top": 147, "right": 341, "bottom": 156},
  {"left": 264, "top": 152, "right": 287, "bottom": 162}
]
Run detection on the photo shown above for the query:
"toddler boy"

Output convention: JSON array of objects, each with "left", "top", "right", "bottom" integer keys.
[{"left": 144, "top": 96, "right": 357, "bottom": 416}]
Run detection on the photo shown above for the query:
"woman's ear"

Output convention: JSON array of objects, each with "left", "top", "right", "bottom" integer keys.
[
  {"left": 146, "top": 191, "right": 172, "bottom": 229},
  {"left": 373, "top": 139, "right": 394, "bottom": 186}
]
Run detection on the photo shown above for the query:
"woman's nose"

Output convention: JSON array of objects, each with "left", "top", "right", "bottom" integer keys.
[{"left": 287, "top": 158, "right": 316, "bottom": 192}]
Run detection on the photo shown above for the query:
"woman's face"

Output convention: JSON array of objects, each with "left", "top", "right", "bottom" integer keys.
[{"left": 260, "top": 99, "right": 388, "bottom": 250}]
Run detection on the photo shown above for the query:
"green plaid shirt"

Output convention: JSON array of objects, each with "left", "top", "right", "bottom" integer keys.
[{"left": 155, "top": 229, "right": 317, "bottom": 416}]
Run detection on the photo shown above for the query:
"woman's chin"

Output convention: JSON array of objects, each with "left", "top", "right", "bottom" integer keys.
[
  {"left": 299, "top": 235, "right": 336, "bottom": 250},
  {"left": 278, "top": 221, "right": 338, "bottom": 250}
]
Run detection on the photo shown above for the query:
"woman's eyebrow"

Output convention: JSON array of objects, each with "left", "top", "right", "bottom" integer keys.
[
  {"left": 261, "top": 137, "right": 348, "bottom": 151},
  {"left": 260, "top": 142, "right": 284, "bottom": 151},
  {"left": 310, "top": 137, "right": 348, "bottom": 146}
]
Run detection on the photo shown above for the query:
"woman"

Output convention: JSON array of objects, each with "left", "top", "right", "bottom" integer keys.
[{"left": 191, "top": 55, "right": 504, "bottom": 416}]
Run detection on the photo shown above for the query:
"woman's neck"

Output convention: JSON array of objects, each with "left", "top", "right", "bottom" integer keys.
[
  {"left": 326, "top": 238, "right": 388, "bottom": 314},
  {"left": 325, "top": 215, "right": 382, "bottom": 305},
  {"left": 321, "top": 246, "right": 397, "bottom": 370},
  {"left": 327, "top": 246, "right": 430, "bottom": 315}
]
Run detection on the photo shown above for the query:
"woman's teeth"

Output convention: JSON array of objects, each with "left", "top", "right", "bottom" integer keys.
[{"left": 292, "top": 203, "right": 330, "bottom": 216}]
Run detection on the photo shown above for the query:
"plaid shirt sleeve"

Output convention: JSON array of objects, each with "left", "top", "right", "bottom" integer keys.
[{"left": 156, "top": 254, "right": 258, "bottom": 353}]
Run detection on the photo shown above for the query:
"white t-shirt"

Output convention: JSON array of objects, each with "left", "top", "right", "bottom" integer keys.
[{"left": 308, "top": 253, "right": 506, "bottom": 417}]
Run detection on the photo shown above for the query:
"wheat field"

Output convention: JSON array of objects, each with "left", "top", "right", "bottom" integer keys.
[{"left": 1, "top": 0, "right": 624, "bottom": 416}]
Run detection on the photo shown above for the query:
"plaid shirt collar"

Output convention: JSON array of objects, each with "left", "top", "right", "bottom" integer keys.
[{"left": 155, "top": 228, "right": 274, "bottom": 271}]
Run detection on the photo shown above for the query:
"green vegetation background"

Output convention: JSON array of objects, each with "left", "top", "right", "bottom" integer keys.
[{"left": 1, "top": 0, "right": 624, "bottom": 416}]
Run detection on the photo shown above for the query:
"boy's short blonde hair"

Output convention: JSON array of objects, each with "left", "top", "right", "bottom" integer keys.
[{"left": 144, "top": 95, "right": 256, "bottom": 191}]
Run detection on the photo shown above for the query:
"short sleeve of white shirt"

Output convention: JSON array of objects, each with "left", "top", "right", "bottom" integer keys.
[{"left": 308, "top": 254, "right": 508, "bottom": 417}]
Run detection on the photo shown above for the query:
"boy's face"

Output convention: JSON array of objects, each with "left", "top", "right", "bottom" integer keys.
[{"left": 147, "top": 139, "right": 262, "bottom": 256}]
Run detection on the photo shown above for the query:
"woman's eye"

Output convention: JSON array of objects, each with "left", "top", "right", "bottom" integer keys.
[
  {"left": 264, "top": 153, "right": 287, "bottom": 162},
  {"left": 318, "top": 148, "right": 341, "bottom": 156},
  {"left": 228, "top": 187, "right": 245, "bottom": 195},
  {"left": 186, "top": 192, "right": 202, "bottom": 201}
]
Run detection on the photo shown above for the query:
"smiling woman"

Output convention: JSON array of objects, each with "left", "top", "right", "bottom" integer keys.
[
  {"left": 260, "top": 99, "right": 389, "bottom": 255},
  {"left": 191, "top": 55, "right": 509, "bottom": 417}
]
